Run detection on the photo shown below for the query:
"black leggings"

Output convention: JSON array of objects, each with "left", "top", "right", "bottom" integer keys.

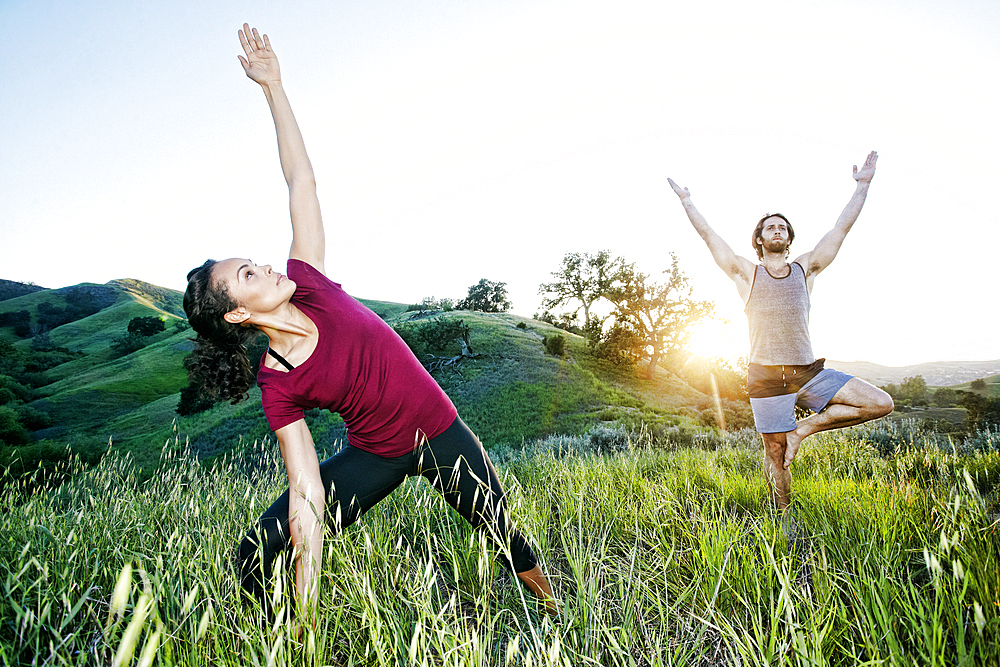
[{"left": 236, "top": 416, "right": 538, "bottom": 610}]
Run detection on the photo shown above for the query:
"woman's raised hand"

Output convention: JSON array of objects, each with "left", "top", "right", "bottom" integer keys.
[{"left": 238, "top": 23, "right": 280, "bottom": 86}]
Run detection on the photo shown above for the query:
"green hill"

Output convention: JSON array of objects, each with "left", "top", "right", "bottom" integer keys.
[
  {"left": 1, "top": 277, "right": 749, "bottom": 476},
  {"left": 0, "top": 278, "right": 46, "bottom": 302},
  {"left": 949, "top": 374, "right": 1000, "bottom": 397}
]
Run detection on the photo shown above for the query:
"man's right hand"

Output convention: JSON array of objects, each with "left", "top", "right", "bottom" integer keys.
[{"left": 668, "top": 178, "right": 691, "bottom": 200}]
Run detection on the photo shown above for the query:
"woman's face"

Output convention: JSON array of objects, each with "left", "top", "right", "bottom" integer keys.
[{"left": 212, "top": 258, "right": 297, "bottom": 321}]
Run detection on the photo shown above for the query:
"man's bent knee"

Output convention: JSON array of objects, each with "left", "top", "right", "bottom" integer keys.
[{"left": 873, "top": 389, "right": 894, "bottom": 417}]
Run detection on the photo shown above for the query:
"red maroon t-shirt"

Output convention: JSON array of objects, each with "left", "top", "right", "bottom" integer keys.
[{"left": 257, "top": 260, "right": 457, "bottom": 457}]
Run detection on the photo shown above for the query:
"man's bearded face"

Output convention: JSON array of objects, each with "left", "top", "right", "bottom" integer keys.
[
  {"left": 758, "top": 216, "right": 791, "bottom": 256},
  {"left": 762, "top": 236, "right": 789, "bottom": 254}
]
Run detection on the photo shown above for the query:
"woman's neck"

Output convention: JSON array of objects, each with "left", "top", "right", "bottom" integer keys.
[{"left": 253, "top": 301, "right": 317, "bottom": 350}]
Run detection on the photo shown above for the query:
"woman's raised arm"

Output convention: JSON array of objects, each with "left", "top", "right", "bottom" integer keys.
[{"left": 239, "top": 24, "right": 326, "bottom": 274}]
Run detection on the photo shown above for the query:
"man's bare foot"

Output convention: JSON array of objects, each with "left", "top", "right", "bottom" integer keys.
[{"left": 783, "top": 429, "right": 805, "bottom": 469}]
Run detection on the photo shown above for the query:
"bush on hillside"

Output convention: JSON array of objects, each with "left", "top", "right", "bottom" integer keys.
[
  {"left": 932, "top": 387, "right": 959, "bottom": 407},
  {"left": 534, "top": 309, "right": 583, "bottom": 335},
  {"left": 0, "top": 310, "right": 31, "bottom": 337},
  {"left": 542, "top": 334, "right": 565, "bottom": 357},
  {"left": 676, "top": 356, "right": 748, "bottom": 403},
  {"left": 698, "top": 404, "right": 754, "bottom": 432},
  {"left": 24, "top": 347, "right": 81, "bottom": 374},
  {"left": 113, "top": 317, "right": 168, "bottom": 357},
  {"left": 127, "top": 316, "right": 165, "bottom": 337},
  {"left": 392, "top": 318, "right": 468, "bottom": 360},
  {"left": 34, "top": 286, "right": 115, "bottom": 330},
  {"left": 0, "top": 406, "right": 30, "bottom": 445},
  {"left": 0, "top": 279, "right": 45, "bottom": 303},
  {"left": 586, "top": 321, "right": 641, "bottom": 366},
  {"left": 176, "top": 384, "right": 217, "bottom": 417},
  {"left": 0, "top": 388, "right": 15, "bottom": 406},
  {"left": 960, "top": 392, "right": 1000, "bottom": 430},
  {"left": 112, "top": 331, "right": 148, "bottom": 356},
  {"left": 13, "top": 404, "right": 52, "bottom": 431}
]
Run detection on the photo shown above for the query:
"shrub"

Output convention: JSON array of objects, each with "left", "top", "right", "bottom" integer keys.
[
  {"left": 0, "top": 310, "right": 31, "bottom": 337},
  {"left": 392, "top": 318, "right": 468, "bottom": 360},
  {"left": 516, "top": 322, "right": 527, "bottom": 329},
  {"left": 14, "top": 404, "right": 52, "bottom": 431},
  {"left": 586, "top": 321, "right": 640, "bottom": 366},
  {"left": 0, "top": 388, "right": 16, "bottom": 406},
  {"left": 963, "top": 425, "right": 1000, "bottom": 454},
  {"left": 588, "top": 424, "right": 638, "bottom": 452},
  {"left": 697, "top": 400, "right": 754, "bottom": 431},
  {"left": 0, "top": 405, "right": 30, "bottom": 445},
  {"left": 112, "top": 331, "right": 148, "bottom": 356},
  {"left": 543, "top": 334, "right": 565, "bottom": 357},
  {"left": 0, "top": 375, "right": 32, "bottom": 402},
  {"left": 176, "top": 384, "right": 216, "bottom": 416},
  {"left": 127, "top": 316, "right": 165, "bottom": 337}
]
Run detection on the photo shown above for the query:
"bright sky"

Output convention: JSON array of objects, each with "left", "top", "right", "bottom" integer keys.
[{"left": 3, "top": 0, "right": 998, "bottom": 367}]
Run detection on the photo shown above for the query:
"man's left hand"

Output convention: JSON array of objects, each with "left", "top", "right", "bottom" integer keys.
[{"left": 853, "top": 151, "right": 878, "bottom": 183}]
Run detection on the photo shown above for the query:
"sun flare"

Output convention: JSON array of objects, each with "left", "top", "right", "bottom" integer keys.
[{"left": 687, "top": 318, "right": 746, "bottom": 368}]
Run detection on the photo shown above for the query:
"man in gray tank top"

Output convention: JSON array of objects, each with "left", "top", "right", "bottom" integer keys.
[{"left": 668, "top": 151, "right": 893, "bottom": 510}]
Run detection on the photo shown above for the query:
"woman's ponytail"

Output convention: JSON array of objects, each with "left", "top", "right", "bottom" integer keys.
[{"left": 183, "top": 260, "right": 258, "bottom": 404}]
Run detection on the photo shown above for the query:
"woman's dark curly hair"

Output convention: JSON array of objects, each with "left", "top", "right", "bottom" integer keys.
[
  {"left": 183, "top": 260, "right": 259, "bottom": 404},
  {"left": 751, "top": 213, "right": 794, "bottom": 261}
]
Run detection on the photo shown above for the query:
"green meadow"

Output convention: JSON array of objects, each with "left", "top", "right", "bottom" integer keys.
[{"left": 2, "top": 421, "right": 998, "bottom": 665}]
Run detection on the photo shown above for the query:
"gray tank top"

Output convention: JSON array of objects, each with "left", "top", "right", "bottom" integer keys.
[{"left": 745, "top": 262, "right": 815, "bottom": 365}]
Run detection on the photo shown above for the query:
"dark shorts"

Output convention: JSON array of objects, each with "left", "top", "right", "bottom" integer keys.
[{"left": 747, "top": 359, "right": 853, "bottom": 433}]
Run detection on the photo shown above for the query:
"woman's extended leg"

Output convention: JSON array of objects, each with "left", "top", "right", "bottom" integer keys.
[
  {"left": 236, "top": 445, "right": 412, "bottom": 613},
  {"left": 416, "top": 417, "right": 557, "bottom": 614}
]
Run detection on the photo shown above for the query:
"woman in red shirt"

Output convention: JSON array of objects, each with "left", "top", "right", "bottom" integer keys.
[{"left": 183, "top": 25, "right": 556, "bottom": 626}]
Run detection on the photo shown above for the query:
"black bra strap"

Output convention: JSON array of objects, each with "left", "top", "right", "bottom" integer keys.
[{"left": 267, "top": 347, "right": 295, "bottom": 371}]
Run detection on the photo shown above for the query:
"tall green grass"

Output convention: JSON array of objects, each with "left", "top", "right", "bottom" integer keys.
[{"left": 2, "top": 422, "right": 997, "bottom": 665}]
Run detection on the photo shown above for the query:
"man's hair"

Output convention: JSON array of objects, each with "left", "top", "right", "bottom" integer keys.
[{"left": 751, "top": 213, "right": 794, "bottom": 260}]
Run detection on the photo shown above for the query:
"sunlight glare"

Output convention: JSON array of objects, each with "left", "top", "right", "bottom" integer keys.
[{"left": 687, "top": 318, "right": 745, "bottom": 368}]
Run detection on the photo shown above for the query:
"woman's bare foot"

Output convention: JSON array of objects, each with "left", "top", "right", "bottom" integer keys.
[{"left": 516, "top": 565, "right": 559, "bottom": 616}]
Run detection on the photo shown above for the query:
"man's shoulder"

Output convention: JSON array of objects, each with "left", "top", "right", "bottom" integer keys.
[
  {"left": 791, "top": 252, "right": 817, "bottom": 276},
  {"left": 726, "top": 255, "right": 757, "bottom": 285}
]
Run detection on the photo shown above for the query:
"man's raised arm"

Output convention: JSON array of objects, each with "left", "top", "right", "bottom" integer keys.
[
  {"left": 797, "top": 151, "right": 878, "bottom": 279},
  {"left": 668, "top": 178, "right": 755, "bottom": 300}
]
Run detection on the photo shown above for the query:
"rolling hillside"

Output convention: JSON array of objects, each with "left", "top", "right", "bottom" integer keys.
[
  {"left": 0, "top": 276, "right": 746, "bottom": 476},
  {"left": 4, "top": 275, "right": 991, "bottom": 480}
]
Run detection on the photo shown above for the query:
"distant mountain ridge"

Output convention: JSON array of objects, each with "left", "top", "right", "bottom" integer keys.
[{"left": 826, "top": 359, "right": 1000, "bottom": 387}]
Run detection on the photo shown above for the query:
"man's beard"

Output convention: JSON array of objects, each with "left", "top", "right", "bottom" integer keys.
[{"left": 763, "top": 238, "right": 788, "bottom": 254}]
